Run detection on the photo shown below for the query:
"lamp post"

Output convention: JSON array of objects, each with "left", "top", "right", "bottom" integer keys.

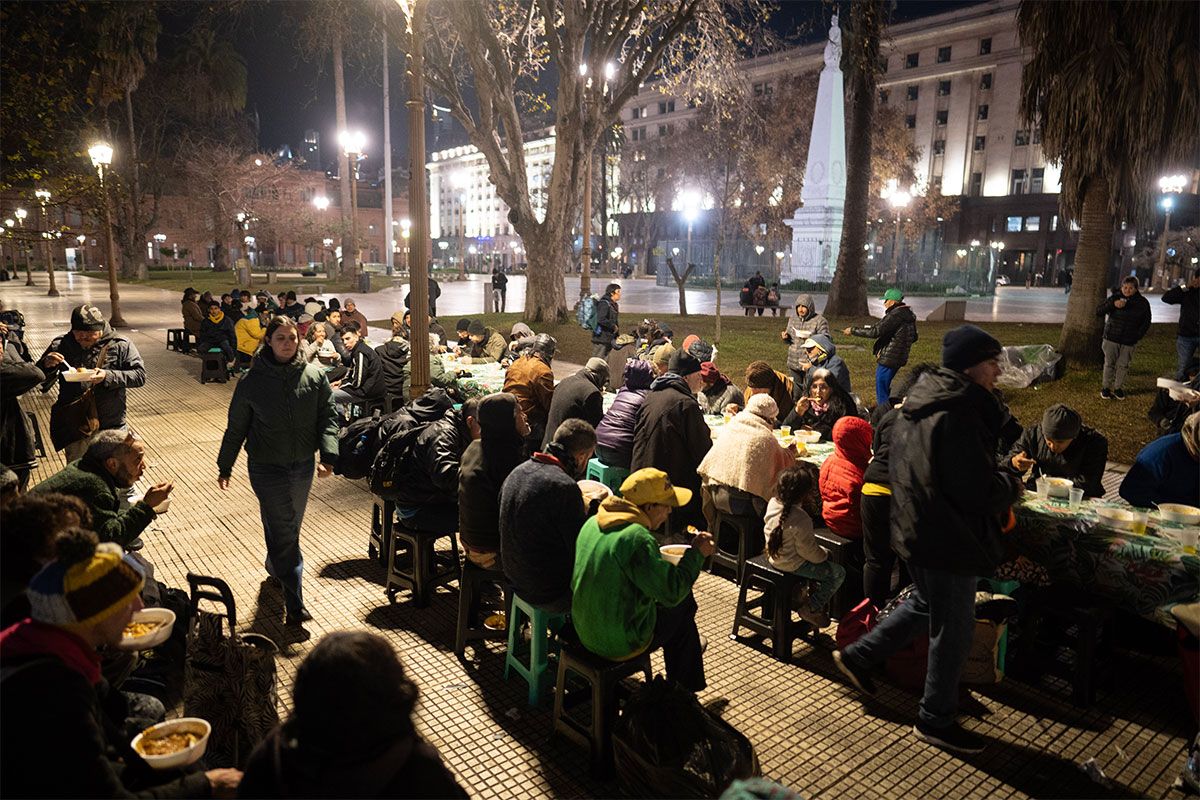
[
  {"left": 35, "top": 189, "right": 60, "bottom": 296},
  {"left": 14, "top": 208, "right": 31, "bottom": 286},
  {"left": 397, "top": 0, "right": 430, "bottom": 397},
  {"left": 321, "top": 237, "right": 333, "bottom": 275},
  {"left": 437, "top": 239, "right": 449, "bottom": 267},
  {"left": 312, "top": 196, "right": 331, "bottom": 275},
  {"left": 76, "top": 234, "right": 87, "bottom": 271},
  {"left": 774, "top": 251, "right": 785, "bottom": 283},
  {"left": 1156, "top": 174, "right": 1188, "bottom": 289},
  {"left": 153, "top": 233, "right": 166, "bottom": 267},
  {"left": 678, "top": 189, "right": 702, "bottom": 272},
  {"left": 339, "top": 130, "right": 366, "bottom": 276},
  {"left": 451, "top": 171, "right": 468, "bottom": 276},
  {"left": 89, "top": 142, "right": 125, "bottom": 326},
  {"left": 988, "top": 240, "right": 1005, "bottom": 285},
  {"left": 883, "top": 182, "right": 912, "bottom": 283}
]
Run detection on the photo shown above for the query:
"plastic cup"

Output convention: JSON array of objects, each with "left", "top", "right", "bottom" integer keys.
[
  {"left": 780, "top": 425, "right": 792, "bottom": 436},
  {"left": 1068, "top": 487, "right": 1084, "bottom": 510},
  {"left": 1035, "top": 477, "right": 1049, "bottom": 500},
  {"left": 722, "top": 412, "right": 732, "bottom": 424}
]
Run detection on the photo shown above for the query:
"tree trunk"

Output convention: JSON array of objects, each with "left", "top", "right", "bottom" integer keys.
[
  {"left": 827, "top": 2, "right": 881, "bottom": 318},
  {"left": 1057, "top": 176, "right": 1111, "bottom": 366},
  {"left": 333, "top": 33, "right": 352, "bottom": 279},
  {"left": 522, "top": 227, "right": 568, "bottom": 323},
  {"left": 121, "top": 88, "right": 148, "bottom": 281},
  {"left": 667, "top": 258, "right": 692, "bottom": 316},
  {"left": 714, "top": 237, "right": 724, "bottom": 344}
]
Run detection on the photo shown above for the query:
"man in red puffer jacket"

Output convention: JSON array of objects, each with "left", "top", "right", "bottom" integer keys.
[{"left": 819, "top": 416, "right": 874, "bottom": 540}]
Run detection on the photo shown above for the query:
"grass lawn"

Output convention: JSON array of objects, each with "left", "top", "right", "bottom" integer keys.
[
  {"left": 371, "top": 310, "right": 1178, "bottom": 464},
  {"left": 83, "top": 270, "right": 370, "bottom": 297}
]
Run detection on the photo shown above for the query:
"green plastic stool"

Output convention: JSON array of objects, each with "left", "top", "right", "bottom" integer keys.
[
  {"left": 586, "top": 458, "right": 630, "bottom": 496},
  {"left": 504, "top": 593, "right": 567, "bottom": 706},
  {"left": 982, "top": 578, "right": 1020, "bottom": 672}
]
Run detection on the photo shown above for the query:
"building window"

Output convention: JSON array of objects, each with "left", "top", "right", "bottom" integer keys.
[
  {"left": 976, "top": 104, "right": 989, "bottom": 121},
  {"left": 1031, "top": 167, "right": 1045, "bottom": 193},
  {"left": 660, "top": 99, "right": 675, "bottom": 114},
  {"left": 879, "top": 89, "right": 890, "bottom": 104},
  {"left": 1032, "top": 127, "right": 1042, "bottom": 144},
  {"left": 656, "top": 168, "right": 665, "bottom": 180},
  {"left": 658, "top": 123, "right": 674, "bottom": 137},
  {"left": 969, "top": 173, "right": 982, "bottom": 197},
  {"left": 937, "top": 79, "right": 951, "bottom": 97},
  {"left": 937, "top": 46, "right": 952, "bottom": 63},
  {"left": 906, "top": 85, "right": 919, "bottom": 101},
  {"left": 905, "top": 52, "right": 919, "bottom": 69},
  {"left": 905, "top": 114, "right": 917, "bottom": 130},
  {"left": 936, "top": 109, "right": 948, "bottom": 126},
  {"left": 979, "top": 37, "right": 992, "bottom": 55},
  {"left": 1014, "top": 129, "right": 1030, "bottom": 146},
  {"left": 980, "top": 73, "right": 993, "bottom": 91},
  {"left": 1024, "top": 215, "right": 1041, "bottom": 232},
  {"left": 752, "top": 82, "right": 773, "bottom": 97},
  {"left": 933, "top": 139, "right": 946, "bottom": 155},
  {"left": 631, "top": 107, "right": 644, "bottom": 120},
  {"left": 1050, "top": 215, "right": 1058, "bottom": 231},
  {"left": 631, "top": 127, "right": 646, "bottom": 142},
  {"left": 1006, "top": 215, "right": 1022, "bottom": 232},
  {"left": 1010, "top": 169, "right": 1027, "bottom": 195},
  {"left": 974, "top": 135, "right": 986, "bottom": 151}
]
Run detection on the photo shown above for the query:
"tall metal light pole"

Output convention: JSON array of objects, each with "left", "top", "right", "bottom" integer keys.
[
  {"left": 382, "top": 25, "right": 395, "bottom": 277},
  {"left": 399, "top": 0, "right": 431, "bottom": 397},
  {"left": 339, "top": 130, "right": 366, "bottom": 277},
  {"left": 14, "top": 208, "right": 31, "bottom": 286},
  {"left": 1156, "top": 173, "right": 1187, "bottom": 289},
  {"left": 89, "top": 142, "right": 126, "bottom": 326},
  {"left": 313, "top": 195, "right": 331, "bottom": 275},
  {"left": 35, "top": 189, "right": 60, "bottom": 296},
  {"left": 76, "top": 234, "right": 87, "bottom": 271}
]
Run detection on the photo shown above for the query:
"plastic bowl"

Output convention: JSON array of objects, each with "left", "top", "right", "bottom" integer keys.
[
  {"left": 1095, "top": 507, "right": 1148, "bottom": 533},
  {"left": 577, "top": 479, "right": 611, "bottom": 502},
  {"left": 1160, "top": 526, "right": 1200, "bottom": 549},
  {"left": 1158, "top": 503, "right": 1200, "bottom": 526},
  {"left": 1044, "top": 477, "right": 1073, "bottom": 499},
  {"left": 794, "top": 430, "right": 822, "bottom": 444},
  {"left": 131, "top": 717, "right": 211, "bottom": 770},
  {"left": 117, "top": 607, "right": 176, "bottom": 652},
  {"left": 659, "top": 544, "right": 691, "bottom": 565},
  {"left": 62, "top": 369, "right": 98, "bottom": 383}
]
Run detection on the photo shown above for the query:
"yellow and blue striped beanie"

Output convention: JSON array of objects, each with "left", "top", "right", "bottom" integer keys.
[{"left": 27, "top": 539, "right": 145, "bottom": 632}]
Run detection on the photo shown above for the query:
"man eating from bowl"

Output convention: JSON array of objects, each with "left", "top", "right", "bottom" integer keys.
[
  {"left": 0, "top": 527, "right": 242, "bottom": 798},
  {"left": 1002, "top": 403, "right": 1109, "bottom": 498}
]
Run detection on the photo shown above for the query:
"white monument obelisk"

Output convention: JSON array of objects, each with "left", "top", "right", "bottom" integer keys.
[{"left": 784, "top": 15, "right": 846, "bottom": 281}]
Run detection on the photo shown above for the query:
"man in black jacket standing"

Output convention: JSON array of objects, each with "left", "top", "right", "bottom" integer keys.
[
  {"left": 1097, "top": 276, "right": 1152, "bottom": 400},
  {"left": 591, "top": 283, "right": 621, "bottom": 358},
  {"left": 835, "top": 325, "right": 1022, "bottom": 755},
  {"left": 844, "top": 288, "right": 918, "bottom": 409},
  {"left": 1163, "top": 269, "right": 1200, "bottom": 380}
]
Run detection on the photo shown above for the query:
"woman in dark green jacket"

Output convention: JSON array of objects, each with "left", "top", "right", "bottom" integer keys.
[{"left": 217, "top": 316, "right": 339, "bottom": 625}]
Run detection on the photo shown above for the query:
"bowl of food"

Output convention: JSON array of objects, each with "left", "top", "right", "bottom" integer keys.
[
  {"left": 577, "top": 479, "right": 612, "bottom": 504},
  {"left": 117, "top": 607, "right": 175, "bottom": 652},
  {"left": 1095, "top": 507, "right": 1148, "bottom": 534},
  {"left": 62, "top": 367, "right": 98, "bottom": 383},
  {"left": 132, "top": 717, "right": 211, "bottom": 770},
  {"left": 659, "top": 544, "right": 691, "bottom": 565},
  {"left": 794, "top": 430, "right": 822, "bottom": 444},
  {"left": 1157, "top": 503, "right": 1200, "bottom": 526},
  {"left": 1044, "top": 477, "right": 1074, "bottom": 499}
]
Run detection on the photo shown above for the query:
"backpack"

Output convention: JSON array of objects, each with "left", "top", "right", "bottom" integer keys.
[
  {"left": 576, "top": 294, "right": 599, "bottom": 331},
  {"left": 334, "top": 409, "right": 384, "bottom": 479},
  {"left": 183, "top": 574, "right": 279, "bottom": 768}
]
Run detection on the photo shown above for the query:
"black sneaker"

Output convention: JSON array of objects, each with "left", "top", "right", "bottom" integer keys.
[
  {"left": 833, "top": 650, "right": 877, "bottom": 696},
  {"left": 1100, "top": 388, "right": 1113, "bottom": 400},
  {"left": 913, "top": 720, "right": 986, "bottom": 754},
  {"left": 286, "top": 607, "right": 313, "bottom": 626},
  {"left": 1112, "top": 388, "right": 1126, "bottom": 401}
]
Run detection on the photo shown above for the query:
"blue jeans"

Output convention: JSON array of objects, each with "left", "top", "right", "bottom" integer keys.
[
  {"left": 1176, "top": 336, "right": 1199, "bottom": 380},
  {"left": 875, "top": 364, "right": 899, "bottom": 408},
  {"left": 791, "top": 560, "right": 846, "bottom": 611},
  {"left": 842, "top": 563, "right": 978, "bottom": 728},
  {"left": 247, "top": 458, "right": 314, "bottom": 614}
]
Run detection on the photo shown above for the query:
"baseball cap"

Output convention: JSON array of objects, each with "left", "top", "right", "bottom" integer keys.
[
  {"left": 70, "top": 304, "right": 105, "bottom": 332},
  {"left": 883, "top": 288, "right": 904, "bottom": 302},
  {"left": 619, "top": 468, "right": 692, "bottom": 508}
]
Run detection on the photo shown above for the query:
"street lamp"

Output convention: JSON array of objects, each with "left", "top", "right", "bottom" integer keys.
[
  {"left": 678, "top": 188, "right": 702, "bottom": 272},
  {"left": 774, "top": 250, "right": 785, "bottom": 282},
  {"left": 437, "top": 239, "right": 449, "bottom": 267},
  {"left": 988, "top": 240, "right": 1005, "bottom": 285},
  {"left": 577, "top": 60, "right": 618, "bottom": 296},
  {"left": 312, "top": 195, "right": 330, "bottom": 212},
  {"left": 76, "top": 234, "right": 87, "bottom": 271},
  {"left": 12, "top": 208, "right": 31, "bottom": 287},
  {"left": 1156, "top": 173, "right": 1188, "bottom": 289},
  {"left": 153, "top": 233, "right": 166, "bottom": 267},
  {"left": 451, "top": 171, "right": 469, "bottom": 275},
  {"left": 339, "top": 130, "right": 366, "bottom": 275},
  {"left": 883, "top": 181, "right": 912, "bottom": 282},
  {"left": 89, "top": 141, "right": 125, "bottom": 325}
]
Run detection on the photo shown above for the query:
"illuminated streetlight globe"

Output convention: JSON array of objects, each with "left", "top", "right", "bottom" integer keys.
[
  {"left": 154, "top": 233, "right": 166, "bottom": 243},
  {"left": 35, "top": 189, "right": 51, "bottom": 202},
  {"left": 77, "top": 235, "right": 86, "bottom": 245},
  {"left": 1159, "top": 174, "right": 1188, "bottom": 194},
  {"left": 14, "top": 208, "right": 27, "bottom": 221},
  {"left": 322, "top": 238, "right": 334, "bottom": 247},
  {"left": 755, "top": 245, "right": 765, "bottom": 255},
  {"left": 339, "top": 130, "right": 367, "bottom": 157},
  {"left": 88, "top": 142, "right": 113, "bottom": 168},
  {"left": 313, "top": 196, "right": 330, "bottom": 211},
  {"left": 438, "top": 240, "right": 449, "bottom": 251}
]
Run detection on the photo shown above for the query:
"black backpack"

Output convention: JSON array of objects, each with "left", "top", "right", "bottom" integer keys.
[
  {"left": 367, "top": 389, "right": 454, "bottom": 498},
  {"left": 334, "top": 410, "right": 385, "bottom": 479}
]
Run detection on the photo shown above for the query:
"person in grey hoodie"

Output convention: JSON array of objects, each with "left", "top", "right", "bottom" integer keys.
[
  {"left": 781, "top": 294, "right": 831, "bottom": 397},
  {"left": 800, "top": 333, "right": 852, "bottom": 395}
]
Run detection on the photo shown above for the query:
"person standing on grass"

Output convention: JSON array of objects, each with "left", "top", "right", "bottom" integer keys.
[
  {"left": 491, "top": 267, "right": 509, "bottom": 312},
  {"left": 844, "top": 288, "right": 918, "bottom": 409},
  {"left": 1163, "top": 269, "right": 1200, "bottom": 381},
  {"left": 217, "top": 316, "right": 339, "bottom": 627},
  {"left": 1097, "top": 276, "right": 1151, "bottom": 401},
  {"left": 591, "top": 283, "right": 621, "bottom": 359},
  {"left": 834, "top": 324, "right": 1023, "bottom": 756}
]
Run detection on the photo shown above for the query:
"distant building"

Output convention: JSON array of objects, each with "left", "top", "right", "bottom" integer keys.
[{"left": 301, "top": 129, "right": 321, "bottom": 171}]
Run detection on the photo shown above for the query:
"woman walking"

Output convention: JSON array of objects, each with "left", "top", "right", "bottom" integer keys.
[{"left": 217, "top": 317, "right": 339, "bottom": 625}]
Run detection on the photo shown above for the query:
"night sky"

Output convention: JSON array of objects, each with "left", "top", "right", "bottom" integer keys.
[{"left": 230, "top": 1, "right": 983, "bottom": 177}]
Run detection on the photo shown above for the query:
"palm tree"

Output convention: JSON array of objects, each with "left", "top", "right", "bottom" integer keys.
[
  {"left": 178, "top": 25, "right": 248, "bottom": 120},
  {"left": 1019, "top": 0, "right": 1199, "bottom": 365}
]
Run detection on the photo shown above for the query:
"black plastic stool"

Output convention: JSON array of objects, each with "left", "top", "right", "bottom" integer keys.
[
  {"left": 731, "top": 554, "right": 817, "bottom": 662},
  {"left": 369, "top": 497, "right": 393, "bottom": 565},
  {"left": 167, "top": 328, "right": 186, "bottom": 352},
  {"left": 552, "top": 641, "right": 653, "bottom": 776},
  {"left": 814, "top": 529, "right": 863, "bottom": 618},
  {"left": 385, "top": 521, "right": 460, "bottom": 607},
  {"left": 200, "top": 348, "right": 227, "bottom": 383},
  {"left": 1027, "top": 599, "right": 1111, "bottom": 708},
  {"left": 710, "top": 511, "right": 763, "bottom": 584},
  {"left": 455, "top": 560, "right": 511, "bottom": 658}
]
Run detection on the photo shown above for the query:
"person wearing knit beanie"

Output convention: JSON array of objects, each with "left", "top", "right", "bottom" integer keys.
[
  {"left": 26, "top": 527, "right": 145, "bottom": 637},
  {"left": 941, "top": 324, "right": 1003, "bottom": 374},
  {"left": 1004, "top": 403, "right": 1109, "bottom": 498},
  {"left": 650, "top": 342, "right": 675, "bottom": 375}
]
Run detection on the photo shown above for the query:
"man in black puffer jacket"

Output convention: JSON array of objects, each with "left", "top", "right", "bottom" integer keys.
[
  {"left": 835, "top": 325, "right": 1022, "bottom": 756},
  {"left": 591, "top": 284, "right": 621, "bottom": 358},
  {"left": 541, "top": 358, "right": 608, "bottom": 447},
  {"left": 391, "top": 398, "right": 480, "bottom": 533},
  {"left": 845, "top": 288, "right": 918, "bottom": 409},
  {"left": 1096, "top": 276, "right": 1151, "bottom": 401}
]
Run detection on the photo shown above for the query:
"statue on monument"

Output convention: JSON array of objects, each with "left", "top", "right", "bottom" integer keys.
[{"left": 824, "top": 14, "right": 841, "bottom": 68}]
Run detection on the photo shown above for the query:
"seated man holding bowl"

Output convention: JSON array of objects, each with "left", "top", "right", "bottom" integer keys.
[{"left": 1003, "top": 404, "right": 1108, "bottom": 499}]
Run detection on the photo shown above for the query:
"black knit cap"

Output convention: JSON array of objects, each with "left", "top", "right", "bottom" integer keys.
[
  {"left": 468, "top": 320, "right": 487, "bottom": 336},
  {"left": 1042, "top": 404, "right": 1082, "bottom": 439},
  {"left": 456, "top": 318, "right": 472, "bottom": 333},
  {"left": 668, "top": 349, "right": 702, "bottom": 377},
  {"left": 941, "top": 324, "right": 1002, "bottom": 372}
]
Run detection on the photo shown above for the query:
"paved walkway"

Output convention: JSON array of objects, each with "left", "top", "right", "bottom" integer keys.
[{"left": 2, "top": 275, "right": 1193, "bottom": 799}]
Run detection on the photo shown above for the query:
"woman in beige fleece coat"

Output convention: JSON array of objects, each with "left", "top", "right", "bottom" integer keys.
[{"left": 697, "top": 394, "right": 794, "bottom": 522}]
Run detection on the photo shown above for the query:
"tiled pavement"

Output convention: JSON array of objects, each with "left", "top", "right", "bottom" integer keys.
[{"left": 5, "top": 275, "right": 1195, "bottom": 799}]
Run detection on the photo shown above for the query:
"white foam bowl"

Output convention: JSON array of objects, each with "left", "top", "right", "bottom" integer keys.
[
  {"left": 577, "top": 479, "right": 612, "bottom": 501},
  {"left": 116, "top": 607, "right": 175, "bottom": 652},
  {"left": 1095, "top": 507, "right": 1147, "bottom": 533},
  {"left": 131, "top": 717, "right": 211, "bottom": 770},
  {"left": 794, "top": 430, "right": 822, "bottom": 444},
  {"left": 1158, "top": 504, "right": 1200, "bottom": 526},
  {"left": 62, "top": 369, "right": 98, "bottom": 383},
  {"left": 1044, "top": 477, "right": 1074, "bottom": 499},
  {"left": 1160, "top": 527, "right": 1200, "bottom": 549},
  {"left": 660, "top": 544, "right": 691, "bottom": 565}
]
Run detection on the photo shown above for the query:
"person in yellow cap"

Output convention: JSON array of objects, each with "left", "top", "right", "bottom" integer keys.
[{"left": 570, "top": 468, "right": 717, "bottom": 692}]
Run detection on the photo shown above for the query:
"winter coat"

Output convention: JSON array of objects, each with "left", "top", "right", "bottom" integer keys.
[
  {"left": 341, "top": 340, "right": 385, "bottom": 403},
  {"left": 1096, "top": 291, "right": 1152, "bottom": 346},
  {"left": 697, "top": 411, "right": 793, "bottom": 504},
  {"left": 0, "top": 620, "right": 213, "bottom": 799},
  {"left": 499, "top": 451, "right": 588, "bottom": 607},
  {"left": 764, "top": 497, "right": 829, "bottom": 572},
  {"left": 818, "top": 416, "right": 874, "bottom": 539},
  {"left": 40, "top": 327, "right": 146, "bottom": 442},
  {"left": 888, "top": 367, "right": 1023, "bottom": 577},
  {"left": 181, "top": 299, "right": 204, "bottom": 335},
  {"left": 784, "top": 294, "right": 831, "bottom": 372},
  {"left": 849, "top": 302, "right": 918, "bottom": 369},
  {"left": 1002, "top": 423, "right": 1109, "bottom": 498},
  {"left": 861, "top": 405, "right": 899, "bottom": 487},
  {"left": 799, "top": 333, "right": 852, "bottom": 395},
  {"left": 782, "top": 381, "right": 860, "bottom": 440},
  {"left": 571, "top": 495, "right": 704, "bottom": 661},
  {"left": 1, "top": 339, "right": 43, "bottom": 472},
  {"left": 1119, "top": 432, "right": 1199, "bottom": 508},
  {"left": 458, "top": 440, "right": 504, "bottom": 553},
  {"left": 462, "top": 329, "right": 507, "bottom": 364},
  {"left": 594, "top": 361, "right": 655, "bottom": 467},
  {"left": 541, "top": 367, "right": 605, "bottom": 448},
  {"left": 696, "top": 380, "right": 745, "bottom": 415},
  {"left": 217, "top": 349, "right": 340, "bottom": 478},
  {"left": 502, "top": 354, "right": 555, "bottom": 428},
  {"left": 198, "top": 312, "right": 236, "bottom": 351},
  {"left": 376, "top": 337, "right": 411, "bottom": 402},
  {"left": 235, "top": 315, "right": 266, "bottom": 357},
  {"left": 631, "top": 375, "right": 712, "bottom": 527},
  {"left": 592, "top": 295, "right": 619, "bottom": 346},
  {"left": 239, "top": 724, "right": 467, "bottom": 800},
  {"left": 31, "top": 457, "right": 157, "bottom": 549},
  {"left": 389, "top": 409, "right": 473, "bottom": 508},
  {"left": 1163, "top": 285, "right": 1200, "bottom": 339},
  {"left": 343, "top": 309, "right": 370, "bottom": 334}
]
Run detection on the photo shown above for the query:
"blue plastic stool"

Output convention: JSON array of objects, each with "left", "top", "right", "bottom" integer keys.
[
  {"left": 586, "top": 458, "right": 630, "bottom": 495},
  {"left": 504, "top": 593, "right": 567, "bottom": 705}
]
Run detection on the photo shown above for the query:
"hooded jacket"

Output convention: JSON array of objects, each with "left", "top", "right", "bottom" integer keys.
[
  {"left": 696, "top": 375, "right": 745, "bottom": 415},
  {"left": 199, "top": 310, "right": 237, "bottom": 351},
  {"left": 1163, "top": 284, "right": 1200, "bottom": 339},
  {"left": 217, "top": 349, "right": 340, "bottom": 478},
  {"left": 888, "top": 367, "right": 1023, "bottom": 576},
  {"left": 697, "top": 410, "right": 794, "bottom": 503},
  {"left": 592, "top": 294, "right": 619, "bottom": 346},
  {"left": 594, "top": 360, "right": 655, "bottom": 466},
  {"left": 389, "top": 408, "right": 473, "bottom": 508},
  {"left": 376, "top": 337, "right": 411, "bottom": 402},
  {"left": 800, "top": 334, "right": 852, "bottom": 395},
  {"left": 541, "top": 365, "right": 606, "bottom": 447},
  {"left": 1, "top": 339, "right": 43, "bottom": 473},
  {"left": 784, "top": 294, "right": 831, "bottom": 372},
  {"left": 502, "top": 354, "right": 555, "bottom": 428},
  {"left": 462, "top": 329, "right": 507, "bottom": 364},
  {"left": 1096, "top": 290, "right": 1152, "bottom": 346},
  {"left": 783, "top": 377, "right": 860, "bottom": 439},
  {"left": 41, "top": 326, "right": 146, "bottom": 441},
  {"left": 235, "top": 314, "right": 266, "bottom": 356},
  {"left": 850, "top": 302, "right": 918, "bottom": 369},
  {"left": 181, "top": 298, "right": 204, "bottom": 335},
  {"left": 1002, "top": 423, "right": 1109, "bottom": 498},
  {"left": 632, "top": 374, "right": 712, "bottom": 526},
  {"left": 571, "top": 495, "right": 704, "bottom": 661},
  {"left": 819, "top": 416, "right": 874, "bottom": 539}
]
